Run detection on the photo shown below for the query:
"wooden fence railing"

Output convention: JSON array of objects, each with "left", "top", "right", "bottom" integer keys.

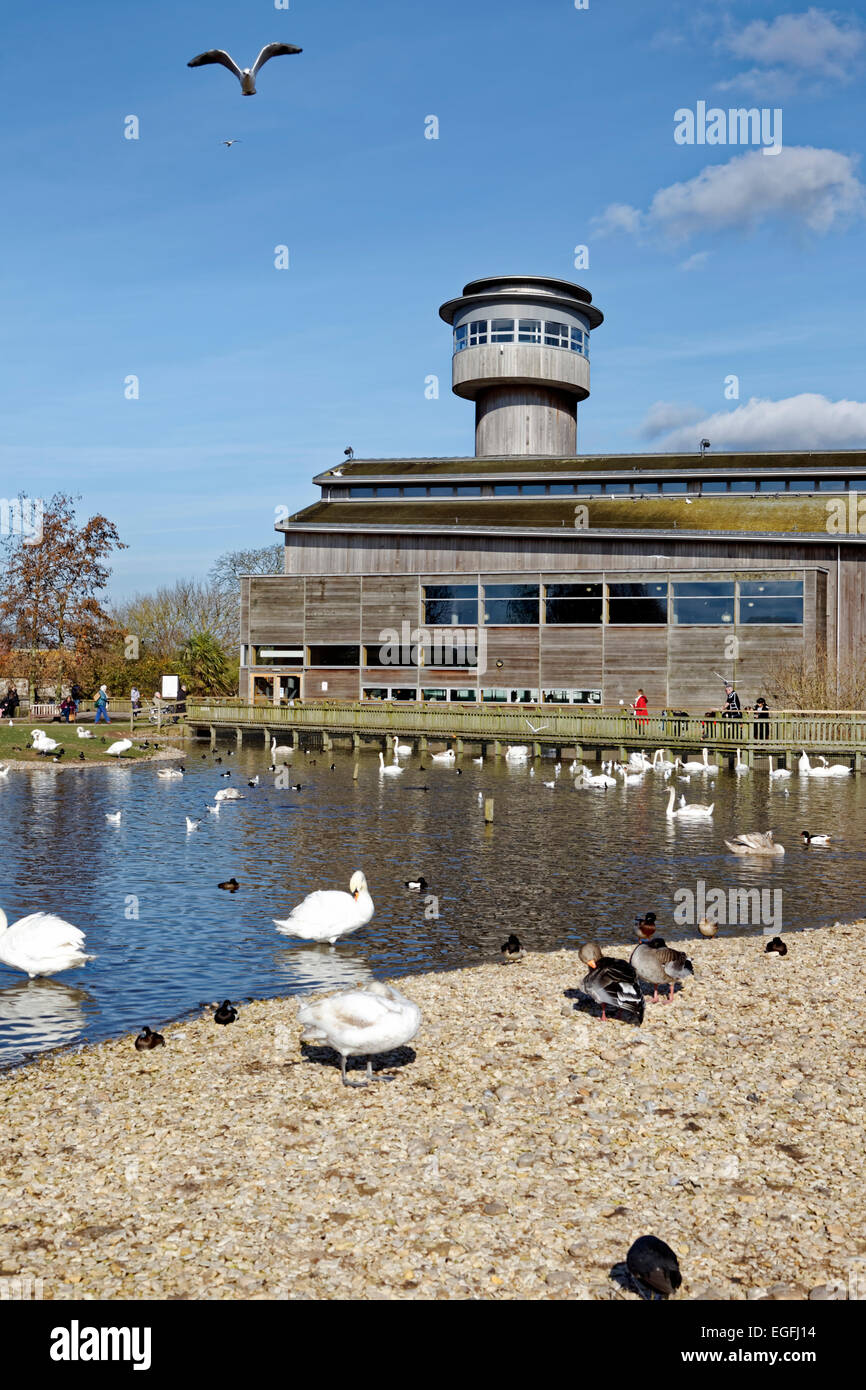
[{"left": 184, "top": 699, "right": 866, "bottom": 754}]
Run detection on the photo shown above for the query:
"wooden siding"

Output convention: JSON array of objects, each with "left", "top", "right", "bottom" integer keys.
[
  {"left": 302, "top": 668, "right": 359, "bottom": 701},
  {"left": 539, "top": 627, "right": 604, "bottom": 686},
  {"left": 304, "top": 577, "right": 362, "bottom": 644},
  {"left": 247, "top": 576, "right": 304, "bottom": 644},
  {"left": 360, "top": 575, "right": 419, "bottom": 644},
  {"left": 603, "top": 627, "right": 669, "bottom": 708}
]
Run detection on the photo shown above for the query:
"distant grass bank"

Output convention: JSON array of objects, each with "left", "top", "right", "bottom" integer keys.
[{"left": 0, "top": 725, "right": 158, "bottom": 763}]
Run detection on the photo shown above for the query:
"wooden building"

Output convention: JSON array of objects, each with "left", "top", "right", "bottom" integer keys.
[{"left": 240, "top": 277, "right": 865, "bottom": 713}]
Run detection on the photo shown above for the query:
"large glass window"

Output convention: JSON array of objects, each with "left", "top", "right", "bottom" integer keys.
[
  {"left": 449, "top": 688, "right": 478, "bottom": 702},
  {"left": 672, "top": 581, "right": 735, "bottom": 625},
  {"left": 758, "top": 479, "right": 784, "bottom": 491},
  {"left": 729, "top": 480, "right": 755, "bottom": 492},
  {"left": 421, "top": 688, "right": 448, "bottom": 702},
  {"left": 454, "top": 324, "right": 468, "bottom": 352},
  {"left": 545, "top": 583, "right": 604, "bottom": 624},
  {"left": 376, "top": 486, "right": 400, "bottom": 497},
  {"left": 518, "top": 319, "right": 542, "bottom": 343},
  {"left": 521, "top": 484, "right": 546, "bottom": 496},
  {"left": 661, "top": 481, "right": 688, "bottom": 493},
  {"left": 468, "top": 319, "right": 488, "bottom": 347},
  {"left": 455, "top": 485, "right": 482, "bottom": 496},
  {"left": 403, "top": 486, "right": 428, "bottom": 497},
  {"left": 817, "top": 479, "right": 845, "bottom": 491},
  {"left": 483, "top": 583, "right": 539, "bottom": 624},
  {"left": 550, "top": 483, "right": 576, "bottom": 495},
  {"left": 362, "top": 688, "right": 389, "bottom": 700},
  {"left": 348, "top": 487, "right": 375, "bottom": 497},
  {"left": 787, "top": 479, "right": 814, "bottom": 492},
  {"left": 510, "top": 689, "right": 538, "bottom": 702},
  {"left": 542, "top": 689, "right": 571, "bottom": 703},
  {"left": 490, "top": 318, "right": 515, "bottom": 342},
  {"left": 608, "top": 582, "right": 668, "bottom": 624},
  {"left": 307, "top": 645, "right": 361, "bottom": 666},
  {"left": 574, "top": 689, "right": 603, "bottom": 705},
  {"left": 739, "top": 580, "right": 803, "bottom": 624},
  {"left": 701, "top": 479, "right": 727, "bottom": 493},
  {"left": 604, "top": 482, "right": 630, "bottom": 494},
  {"left": 494, "top": 484, "right": 520, "bottom": 496},
  {"left": 633, "top": 481, "right": 660, "bottom": 494},
  {"left": 423, "top": 584, "right": 478, "bottom": 626},
  {"left": 570, "top": 327, "right": 587, "bottom": 355},
  {"left": 481, "top": 688, "right": 509, "bottom": 702},
  {"left": 544, "top": 320, "right": 570, "bottom": 348}
]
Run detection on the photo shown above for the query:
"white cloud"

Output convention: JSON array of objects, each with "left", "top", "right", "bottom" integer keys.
[
  {"left": 722, "top": 8, "right": 864, "bottom": 80},
  {"left": 640, "top": 402, "right": 707, "bottom": 440},
  {"left": 678, "top": 250, "right": 710, "bottom": 271},
  {"left": 593, "top": 146, "right": 865, "bottom": 243},
  {"left": 649, "top": 393, "right": 866, "bottom": 452}
]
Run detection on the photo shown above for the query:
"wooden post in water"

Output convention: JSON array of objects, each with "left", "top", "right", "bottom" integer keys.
[
  {"left": 456, "top": 737, "right": 463, "bottom": 755},
  {"left": 532, "top": 741, "right": 541, "bottom": 759},
  {"left": 353, "top": 761, "right": 359, "bottom": 781},
  {"left": 856, "top": 751, "right": 862, "bottom": 774},
  {"left": 493, "top": 740, "right": 502, "bottom": 758},
  {"left": 209, "top": 725, "right": 216, "bottom": 750},
  {"left": 484, "top": 797, "right": 494, "bottom": 823},
  {"left": 292, "top": 730, "right": 300, "bottom": 749},
  {"left": 235, "top": 727, "right": 243, "bottom": 749}
]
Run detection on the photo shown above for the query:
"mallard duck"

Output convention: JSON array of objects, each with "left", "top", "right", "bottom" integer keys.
[
  {"left": 626, "top": 1235, "right": 682, "bottom": 1298},
  {"left": 578, "top": 943, "right": 644, "bottom": 1024},
  {"left": 135, "top": 1026, "right": 165, "bottom": 1050},
  {"left": 630, "top": 936, "right": 694, "bottom": 1002}
]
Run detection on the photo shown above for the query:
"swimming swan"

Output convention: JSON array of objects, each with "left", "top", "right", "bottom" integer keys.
[
  {"left": 297, "top": 980, "right": 421, "bottom": 1086},
  {"left": 0, "top": 908, "right": 94, "bottom": 978},
  {"left": 379, "top": 751, "right": 403, "bottom": 777},
  {"left": 666, "top": 787, "right": 713, "bottom": 819},
  {"left": 724, "top": 830, "right": 785, "bottom": 856},
  {"left": 271, "top": 737, "right": 292, "bottom": 761},
  {"left": 274, "top": 870, "right": 374, "bottom": 945}
]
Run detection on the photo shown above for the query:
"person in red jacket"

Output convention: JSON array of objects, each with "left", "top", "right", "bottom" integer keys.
[{"left": 631, "top": 688, "right": 649, "bottom": 725}]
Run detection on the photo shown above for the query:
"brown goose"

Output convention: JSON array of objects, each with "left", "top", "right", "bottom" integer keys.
[
  {"left": 630, "top": 936, "right": 694, "bottom": 1003},
  {"left": 578, "top": 943, "right": 644, "bottom": 1024}
]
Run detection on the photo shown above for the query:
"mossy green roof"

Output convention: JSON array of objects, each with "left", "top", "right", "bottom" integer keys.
[
  {"left": 285, "top": 493, "right": 848, "bottom": 536},
  {"left": 315, "top": 450, "right": 866, "bottom": 481}
]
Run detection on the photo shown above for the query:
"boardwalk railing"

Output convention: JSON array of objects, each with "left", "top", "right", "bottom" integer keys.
[{"left": 185, "top": 699, "right": 866, "bottom": 755}]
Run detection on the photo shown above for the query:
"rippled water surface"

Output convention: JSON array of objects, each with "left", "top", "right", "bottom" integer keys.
[{"left": 1, "top": 740, "right": 865, "bottom": 1067}]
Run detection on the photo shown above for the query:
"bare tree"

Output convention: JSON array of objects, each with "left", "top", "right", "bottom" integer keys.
[{"left": 209, "top": 545, "right": 283, "bottom": 594}]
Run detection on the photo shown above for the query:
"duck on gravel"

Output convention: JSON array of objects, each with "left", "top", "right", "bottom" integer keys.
[{"left": 578, "top": 943, "right": 644, "bottom": 1025}]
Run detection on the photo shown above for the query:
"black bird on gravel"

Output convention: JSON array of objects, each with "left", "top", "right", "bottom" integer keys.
[
  {"left": 626, "top": 1235, "right": 682, "bottom": 1298},
  {"left": 135, "top": 1027, "right": 165, "bottom": 1051},
  {"left": 501, "top": 933, "right": 522, "bottom": 959},
  {"left": 218, "top": 877, "right": 239, "bottom": 892},
  {"left": 765, "top": 936, "right": 787, "bottom": 955},
  {"left": 214, "top": 1000, "right": 238, "bottom": 1025}
]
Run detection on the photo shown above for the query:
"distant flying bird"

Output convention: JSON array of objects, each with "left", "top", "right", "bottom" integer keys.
[
  {"left": 187, "top": 43, "right": 303, "bottom": 96},
  {"left": 220, "top": 140, "right": 241, "bottom": 147}
]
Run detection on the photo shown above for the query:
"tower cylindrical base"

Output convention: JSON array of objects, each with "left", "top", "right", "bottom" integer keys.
[{"left": 474, "top": 386, "right": 577, "bottom": 457}]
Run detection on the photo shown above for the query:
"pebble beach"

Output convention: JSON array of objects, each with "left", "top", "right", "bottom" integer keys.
[{"left": 1, "top": 924, "right": 863, "bottom": 1301}]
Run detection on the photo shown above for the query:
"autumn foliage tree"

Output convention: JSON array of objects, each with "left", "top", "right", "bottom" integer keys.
[{"left": 0, "top": 492, "right": 126, "bottom": 697}]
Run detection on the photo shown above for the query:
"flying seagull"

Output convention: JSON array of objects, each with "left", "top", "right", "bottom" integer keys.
[
  {"left": 187, "top": 43, "right": 303, "bottom": 96},
  {"left": 220, "top": 140, "right": 241, "bottom": 147},
  {"left": 524, "top": 719, "right": 549, "bottom": 735}
]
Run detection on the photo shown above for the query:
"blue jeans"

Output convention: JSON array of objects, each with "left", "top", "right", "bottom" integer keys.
[{"left": 95, "top": 706, "right": 110, "bottom": 723}]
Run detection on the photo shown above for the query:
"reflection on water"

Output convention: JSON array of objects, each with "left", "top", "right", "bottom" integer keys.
[
  {"left": 0, "top": 979, "right": 91, "bottom": 1057},
  {"left": 1, "top": 744, "right": 865, "bottom": 1067}
]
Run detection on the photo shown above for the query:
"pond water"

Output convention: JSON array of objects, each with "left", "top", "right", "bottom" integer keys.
[{"left": 1, "top": 741, "right": 864, "bottom": 1068}]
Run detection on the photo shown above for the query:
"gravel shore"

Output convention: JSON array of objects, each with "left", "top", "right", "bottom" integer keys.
[{"left": 1, "top": 924, "right": 863, "bottom": 1301}]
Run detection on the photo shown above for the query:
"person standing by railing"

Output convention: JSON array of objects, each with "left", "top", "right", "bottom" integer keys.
[
  {"left": 630, "top": 688, "right": 649, "bottom": 728},
  {"left": 94, "top": 684, "right": 110, "bottom": 724},
  {"left": 753, "top": 696, "right": 770, "bottom": 740},
  {"left": 722, "top": 683, "right": 742, "bottom": 720}
]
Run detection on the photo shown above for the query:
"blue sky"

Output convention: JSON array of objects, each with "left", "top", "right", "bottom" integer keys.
[{"left": 2, "top": 0, "right": 864, "bottom": 596}]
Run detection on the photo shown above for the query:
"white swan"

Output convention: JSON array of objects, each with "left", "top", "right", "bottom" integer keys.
[
  {"left": 798, "top": 749, "right": 812, "bottom": 776},
  {"left": 105, "top": 811, "right": 122, "bottom": 825},
  {"left": 214, "top": 787, "right": 245, "bottom": 801},
  {"left": 617, "top": 764, "right": 644, "bottom": 787},
  {"left": 30, "top": 729, "right": 59, "bottom": 754},
  {"left": 106, "top": 738, "right": 133, "bottom": 757},
  {"left": 652, "top": 749, "right": 675, "bottom": 774},
  {"left": 297, "top": 980, "right": 420, "bottom": 1086},
  {"left": 392, "top": 735, "right": 412, "bottom": 757},
  {"left": 270, "top": 736, "right": 292, "bottom": 761},
  {"left": 0, "top": 908, "right": 94, "bottom": 978},
  {"left": 701, "top": 747, "right": 719, "bottom": 775},
  {"left": 431, "top": 747, "right": 456, "bottom": 762},
  {"left": 379, "top": 751, "right": 403, "bottom": 777},
  {"left": 666, "top": 787, "right": 713, "bottom": 819},
  {"left": 734, "top": 748, "right": 749, "bottom": 776},
  {"left": 768, "top": 756, "right": 791, "bottom": 780},
  {"left": 628, "top": 750, "right": 652, "bottom": 771},
  {"left": 505, "top": 745, "right": 529, "bottom": 761},
  {"left": 576, "top": 766, "right": 617, "bottom": 789},
  {"left": 157, "top": 766, "right": 184, "bottom": 779},
  {"left": 77, "top": 728, "right": 93, "bottom": 739},
  {"left": 799, "top": 750, "right": 851, "bottom": 778},
  {"left": 0, "top": 765, "right": 9, "bottom": 778},
  {"left": 274, "top": 870, "right": 374, "bottom": 944},
  {"left": 676, "top": 754, "right": 705, "bottom": 774}
]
